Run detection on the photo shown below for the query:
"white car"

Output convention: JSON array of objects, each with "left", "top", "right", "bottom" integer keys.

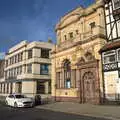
[{"left": 5, "top": 94, "right": 34, "bottom": 107}]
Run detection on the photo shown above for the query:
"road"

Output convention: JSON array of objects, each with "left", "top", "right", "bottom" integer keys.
[{"left": 0, "top": 104, "right": 111, "bottom": 120}]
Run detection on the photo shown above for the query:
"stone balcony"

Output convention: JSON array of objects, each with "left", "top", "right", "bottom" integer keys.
[
  {"left": 17, "top": 73, "right": 51, "bottom": 80},
  {"left": 56, "top": 26, "right": 105, "bottom": 52}
]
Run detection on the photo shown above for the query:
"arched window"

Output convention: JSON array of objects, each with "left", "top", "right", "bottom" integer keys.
[{"left": 63, "top": 59, "right": 71, "bottom": 88}]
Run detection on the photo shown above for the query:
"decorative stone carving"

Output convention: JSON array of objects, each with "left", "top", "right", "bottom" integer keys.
[
  {"left": 72, "top": 54, "right": 77, "bottom": 61},
  {"left": 76, "top": 57, "right": 85, "bottom": 65},
  {"left": 84, "top": 52, "right": 95, "bottom": 61}
]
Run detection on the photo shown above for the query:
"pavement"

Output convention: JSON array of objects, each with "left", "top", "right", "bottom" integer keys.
[
  {"left": 36, "top": 102, "right": 120, "bottom": 120},
  {"left": 0, "top": 104, "right": 109, "bottom": 120}
]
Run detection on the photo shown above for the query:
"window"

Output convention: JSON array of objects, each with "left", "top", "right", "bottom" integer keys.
[
  {"left": 6, "top": 60, "right": 8, "bottom": 67},
  {"left": 64, "top": 35, "right": 67, "bottom": 41},
  {"left": 18, "top": 54, "right": 20, "bottom": 62},
  {"left": 76, "top": 30, "right": 79, "bottom": 35},
  {"left": 117, "top": 21, "right": 120, "bottom": 37},
  {"left": 15, "top": 55, "right": 17, "bottom": 63},
  {"left": 20, "top": 52, "right": 23, "bottom": 61},
  {"left": 7, "top": 83, "right": 9, "bottom": 93},
  {"left": 56, "top": 72, "right": 61, "bottom": 88},
  {"left": 10, "top": 58, "right": 12, "bottom": 65},
  {"left": 27, "top": 64, "right": 32, "bottom": 73},
  {"left": 28, "top": 50, "right": 32, "bottom": 59},
  {"left": 40, "top": 64, "right": 49, "bottom": 75},
  {"left": 64, "top": 59, "right": 71, "bottom": 88},
  {"left": 103, "top": 51, "right": 116, "bottom": 64},
  {"left": 13, "top": 68, "right": 16, "bottom": 77},
  {"left": 89, "top": 22, "right": 96, "bottom": 29},
  {"left": 20, "top": 66, "right": 22, "bottom": 74},
  {"left": 118, "top": 49, "right": 120, "bottom": 60},
  {"left": 66, "top": 79, "right": 71, "bottom": 88},
  {"left": 69, "top": 32, "right": 73, "bottom": 39},
  {"left": 11, "top": 69, "right": 13, "bottom": 78},
  {"left": 112, "top": 0, "right": 120, "bottom": 10},
  {"left": 17, "top": 67, "right": 19, "bottom": 75},
  {"left": 41, "top": 49, "right": 49, "bottom": 58}
]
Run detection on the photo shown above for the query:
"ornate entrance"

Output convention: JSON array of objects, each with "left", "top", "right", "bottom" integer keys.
[
  {"left": 77, "top": 54, "right": 100, "bottom": 104},
  {"left": 83, "top": 71, "right": 95, "bottom": 103}
]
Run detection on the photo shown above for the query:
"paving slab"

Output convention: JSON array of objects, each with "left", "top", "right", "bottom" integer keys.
[{"left": 36, "top": 102, "right": 120, "bottom": 120}]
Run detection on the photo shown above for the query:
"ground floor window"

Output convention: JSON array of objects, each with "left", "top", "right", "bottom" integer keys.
[
  {"left": 65, "top": 79, "right": 71, "bottom": 88},
  {"left": 7, "top": 83, "right": 9, "bottom": 93},
  {"left": 37, "top": 81, "right": 45, "bottom": 94},
  {"left": 0, "top": 83, "right": 2, "bottom": 93},
  {"left": 10, "top": 83, "right": 13, "bottom": 94},
  {"left": 3, "top": 84, "right": 5, "bottom": 93},
  {"left": 56, "top": 72, "right": 61, "bottom": 88}
]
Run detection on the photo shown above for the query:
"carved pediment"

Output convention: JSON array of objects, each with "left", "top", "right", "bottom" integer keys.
[
  {"left": 60, "top": 14, "right": 80, "bottom": 28},
  {"left": 76, "top": 57, "right": 85, "bottom": 65},
  {"left": 85, "top": 52, "right": 95, "bottom": 61}
]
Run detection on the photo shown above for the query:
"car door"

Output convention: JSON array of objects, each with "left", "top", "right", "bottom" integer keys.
[{"left": 8, "top": 95, "right": 15, "bottom": 106}]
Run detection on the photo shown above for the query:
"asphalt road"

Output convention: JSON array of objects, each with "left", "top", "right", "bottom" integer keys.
[{"left": 0, "top": 104, "right": 111, "bottom": 120}]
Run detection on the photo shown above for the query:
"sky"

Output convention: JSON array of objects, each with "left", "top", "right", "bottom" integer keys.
[{"left": 0, "top": 0, "right": 95, "bottom": 57}]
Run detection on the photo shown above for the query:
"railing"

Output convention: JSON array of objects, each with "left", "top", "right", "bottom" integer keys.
[{"left": 103, "top": 62, "right": 118, "bottom": 71}]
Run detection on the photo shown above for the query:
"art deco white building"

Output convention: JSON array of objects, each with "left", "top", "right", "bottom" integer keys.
[{"left": 0, "top": 40, "right": 54, "bottom": 97}]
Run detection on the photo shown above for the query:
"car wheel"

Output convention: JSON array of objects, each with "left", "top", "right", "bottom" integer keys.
[{"left": 14, "top": 102, "right": 18, "bottom": 108}]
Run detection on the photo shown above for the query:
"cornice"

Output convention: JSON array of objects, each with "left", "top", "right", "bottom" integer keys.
[{"left": 51, "top": 34, "right": 106, "bottom": 55}]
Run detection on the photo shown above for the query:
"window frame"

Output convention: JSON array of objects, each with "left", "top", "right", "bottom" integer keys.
[
  {"left": 40, "top": 64, "right": 49, "bottom": 75},
  {"left": 103, "top": 50, "right": 116, "bottom": 64},
  {"left": 27, "top": 64, "right": 32, "bottom": 73},
  {"left": 41, "top": 48, "right": 50, "bottom": 58},
  {"left": 28, "top": 49, "right": 33, "bottom": 59},
  {"left": 112, "top": 0, "right": 120, "bottom": 10},
  {"left": 69, "top": 32, "right": 74, "bottom": 39}
]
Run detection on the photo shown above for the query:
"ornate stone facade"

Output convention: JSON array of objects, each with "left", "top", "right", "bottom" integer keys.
[{"left": 51, "top": 0, "right": 106, "bottom": 104}]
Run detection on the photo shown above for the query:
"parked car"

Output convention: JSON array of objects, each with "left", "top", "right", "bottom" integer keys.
[{"left": 5, "top": 93, "right": 34, "bottom": 107}]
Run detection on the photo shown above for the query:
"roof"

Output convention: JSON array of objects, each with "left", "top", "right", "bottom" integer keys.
[{"left": 99, "top": 40, "right": 120, "bottom": 53}]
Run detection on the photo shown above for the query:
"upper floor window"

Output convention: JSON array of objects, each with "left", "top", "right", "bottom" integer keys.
[
  {"left": 89, "top": 22, "right": 96, "bottom": 29},
  {"left": 20, "top": 66, "right": 22, "bottom": 74},
  {"left": 64, "top": 35, "right": 67, "bottom": 41},
  {"left": 76, "top": 30, "right": 79, "bottom": 35},
  {"left": 118, "top": 49, "right": 120, "bottom": 60},
  {"left": 20, "top": 52, "right": 23, "bottom": 61},
  {"left": 40, "top": 64, "right": 49, "bottom": 75},
  {"left": 103, "top": 50, "right": 116, "bottom": 64},
  {"left": 15, "top": 55, "right": 17, "bottom": 63},
  {"left": 112, "top": 0, "right": 120, "bottom": 10},
  {"left": 18, "top": 54, "right": 20, "bottom": 62},
  {"left": 11, "top": 57, "right": 13, "bottom": 64},
  {"left": 69, "top": 32, "right": 73, "bottom": 39},
  {"left": 27, "top": 64, "right": 32, "bottom": 73},
  {"left": 41, "top": 49, "right": 49, "bottom": 58},
  {"left": 6, "top": 60, "right": 8, "bottom": 67},
  {"left": 28, "top": 50, "right": 32, "bottom": 59}
]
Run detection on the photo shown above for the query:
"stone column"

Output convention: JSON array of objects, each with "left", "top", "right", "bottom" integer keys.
[
  {"left": 8, "top": 83, "right": 11, "bottom": 94},
  {"left": 12, "top": 83, "right": 16, "bottom": 93},
  {"left": 5, "top": 83, "right": 7, "bottom": 94},
  {"left": 44, "top": 81, "right": 49, "bottom": 94},
  {"left": 2, "top": 83, "right": 4, "bottom": 93}
]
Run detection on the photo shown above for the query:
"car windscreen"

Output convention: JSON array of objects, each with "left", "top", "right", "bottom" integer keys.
[{"left": 15, "top": 95, "right": 25, "bottom": 98}]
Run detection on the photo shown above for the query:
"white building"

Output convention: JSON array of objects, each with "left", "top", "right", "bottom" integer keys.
[{"left": 0, "top": 40, "right": 54, "bottom": 97}]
